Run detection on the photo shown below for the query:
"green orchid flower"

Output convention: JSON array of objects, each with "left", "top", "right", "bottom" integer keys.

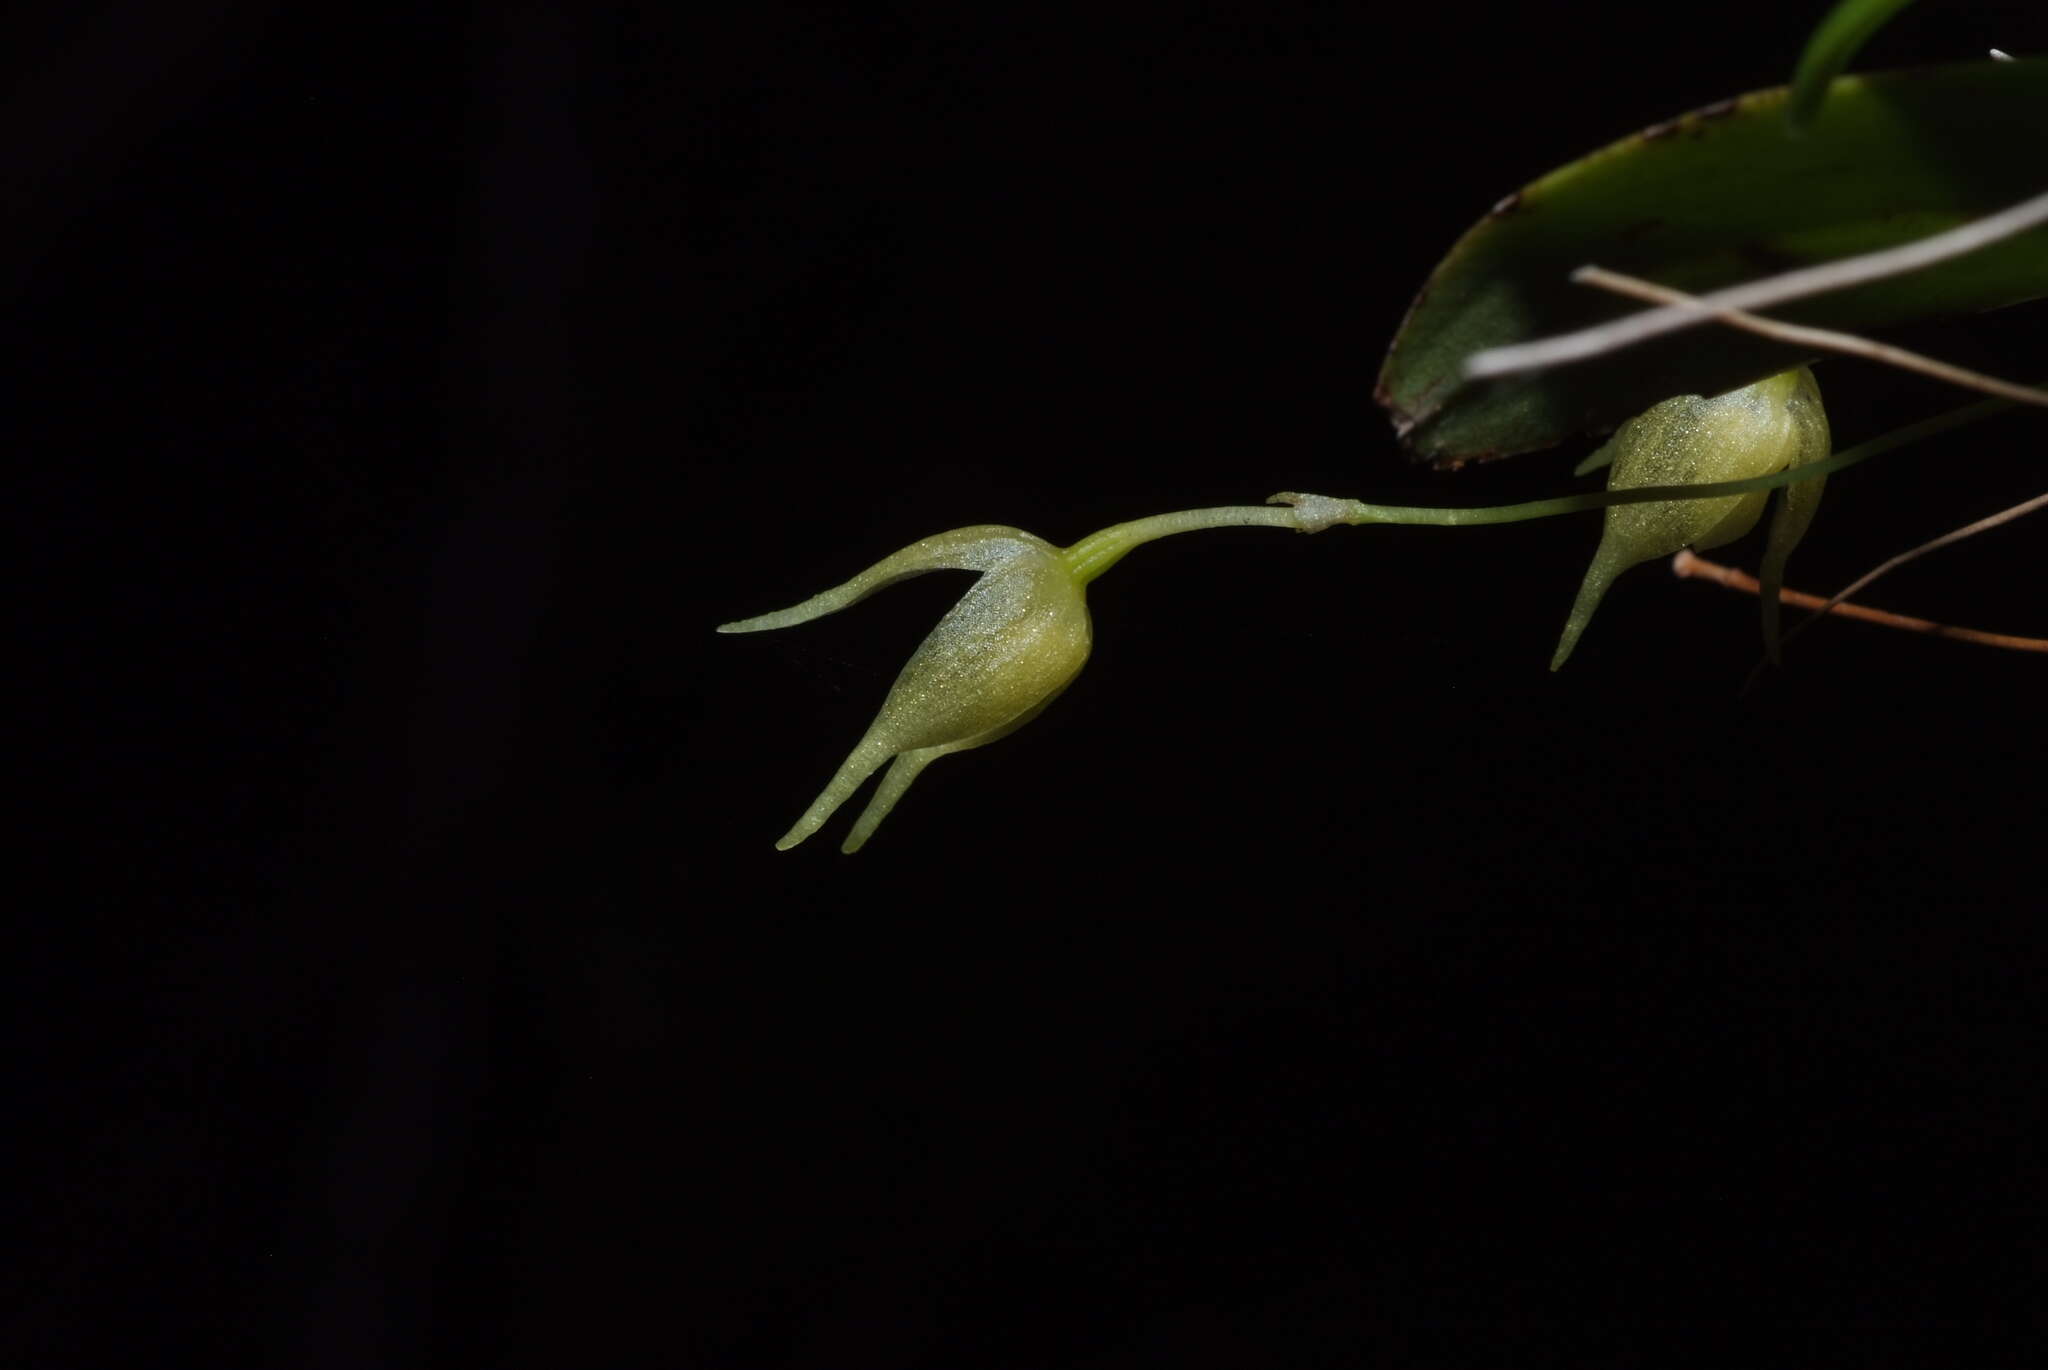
[
  {"left": 1551, "top": 365, "right": 1831, "bottom": 670},
  {"left": 721, "top": 495, "right": 1354, "bottom": 852},
  {"left": 718, "top": 526, "right": 1092, "bottom": 853}
]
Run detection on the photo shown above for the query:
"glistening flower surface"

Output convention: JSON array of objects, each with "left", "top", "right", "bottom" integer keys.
[
  {"left": 717, "top": 527, "right": 1091, "bottom": 853},
  {"left": 1551, "top": 366, "right": 1831, "bottom": 669}
]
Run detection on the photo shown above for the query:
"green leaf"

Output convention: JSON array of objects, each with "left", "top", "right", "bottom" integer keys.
[
  {"left": 1787, "top": 0, "right": 1921, "bottom": 130},
  {"left": 1376, "top": 61, "right": 2048, "bottom": 468}
]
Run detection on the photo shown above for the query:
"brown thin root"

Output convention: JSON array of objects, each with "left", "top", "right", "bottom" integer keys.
[{"left": 1671, "top": 550, "right": 2048, "bottom": 653}]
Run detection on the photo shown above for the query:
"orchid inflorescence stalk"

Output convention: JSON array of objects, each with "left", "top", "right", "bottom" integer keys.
[{"left": 721, "top": 370, "right": 1838, "bottom": 852}]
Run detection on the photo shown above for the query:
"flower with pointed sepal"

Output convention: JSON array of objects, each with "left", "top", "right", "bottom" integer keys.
[
  {"left": 1551, "top": 365, "right": 1830, "bottom": 670},
  {"left": 718, "top": 525, "right": 1092, "bottom": 853},
  {"left": 720, "top": 496, "right": 1351, "bottom": 852}
]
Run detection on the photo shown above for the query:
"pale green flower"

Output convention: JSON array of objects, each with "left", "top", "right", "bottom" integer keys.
[
  {"left": 1552, "top": 366, "right": 1831, "bottom": 669},
  {"left": 720, "top": 495, "right": 1350, "bottom": 852},
  {"left": 718, "top": 526, "right": 1092, "bottom": 853}
]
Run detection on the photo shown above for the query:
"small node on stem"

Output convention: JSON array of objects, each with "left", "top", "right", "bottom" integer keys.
[{"left": 1266, "top": 491, "right": 1358, "bottom": 533}]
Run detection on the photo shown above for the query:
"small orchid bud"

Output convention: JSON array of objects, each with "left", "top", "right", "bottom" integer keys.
[
  {"left": 1551, "top": 366, "right": 1829, "bottom": 670},
  {"left": 718, "top": 526, "right": 1091, "bottom": 853}
]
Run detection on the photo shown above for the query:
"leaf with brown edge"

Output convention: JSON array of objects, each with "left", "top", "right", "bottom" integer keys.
[{"left": 1376, "top": 60, "right": 2048, "bottom": 469}]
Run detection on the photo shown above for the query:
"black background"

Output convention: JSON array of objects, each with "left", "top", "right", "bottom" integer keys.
[{"left": 11, "top": 2, "right": 2047, "bottom": 1365}]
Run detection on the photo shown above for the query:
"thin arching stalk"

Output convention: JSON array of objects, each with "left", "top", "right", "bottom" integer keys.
[
  {"left": 1463, "top": 186, "right": 2048, "bottom": 380},
  {"left": 1571, "top": 266, "right": 2048, "bottom": 409}
]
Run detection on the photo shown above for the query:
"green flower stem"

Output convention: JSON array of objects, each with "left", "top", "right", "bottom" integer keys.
[
  {"left": 1055, "top": 455, "right": 1860, "bottom": 586},
  {"left": 1061, "top": 505, "right": 1308, "bottom": 584},
  {"left": 1058, "top": 388, "right": 2024, "bottom": 584},
  {"left": 1338, "top": 394, "right": 2016, "bottom": 528}
]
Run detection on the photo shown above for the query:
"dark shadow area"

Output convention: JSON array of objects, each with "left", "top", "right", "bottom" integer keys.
[{"left": 11, "top": 3, "right": 2046, "bottom": 1365}]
